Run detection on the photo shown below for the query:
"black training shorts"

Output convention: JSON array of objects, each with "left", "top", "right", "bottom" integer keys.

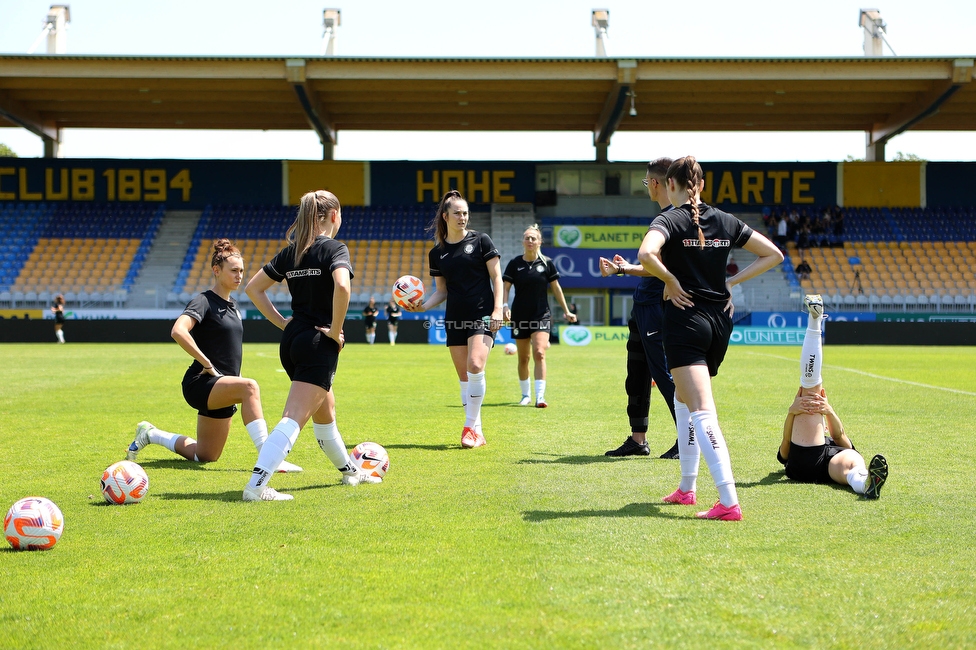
[
  {"left": 279, "top": 324, "right": 341, "bottom": 391},
  {"left": 182, "top": 370, "right": 237, "bottom": 419},
  {"left": 784, "top": 442, "right": 847, "bottom": 484},
  {"left": 662, "top": 301, "right": 732, "bottom": 376}
]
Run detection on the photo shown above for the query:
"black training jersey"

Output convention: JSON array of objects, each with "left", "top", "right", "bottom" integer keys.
[
  {"left": 429, "top": 230, "right": 500, "bottom": 318},
  {"left": 264, "top": 235, "right": 354, "bottom": 328},
  {"left": 182, "top": 290, "right": 243, "bottom": 377},
  {"left": 503, "top": 255, "right": 559, "bottom": 321},
  {"left": 649, "top": 203, "right": 753, "bottom": 303},
  {"left": 363, "top": 305, "right": 378, "bottom": 325},
  {"left": 385, "top": 303, "right": 401, "bottom": 322}
]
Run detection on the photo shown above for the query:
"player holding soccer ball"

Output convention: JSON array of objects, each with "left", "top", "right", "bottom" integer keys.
[
  {"left": 404, "top": 189, "right": 504, "bottom": 449},
  {"left": 126, "top": 239, "right": 301, "bottom": 474},
  {"left": 242, "top": 190, "right": 380, "bottom": 502},
  {"left": 501, "top": 224, "right": 576, "bottom": 407},
  {"left": 776, "top": 294, "right": 889, "bottom": 498}
]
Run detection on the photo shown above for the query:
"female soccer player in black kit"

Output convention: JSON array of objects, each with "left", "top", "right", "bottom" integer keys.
[
  {"left": 127, "top": 239, "right": 300, "bottom": 473},
  {"left": 363, "top": 296, "right": 379, "bottom": 344},
  {"left": 384, "top": 298, "right": 401, "bottom": 345},
  {"left": 502, "top": 224, "right": 576, "bottom": 407},
  {"left": 638, "top": 156, "right": 783, "bottom": 520},
  {"left": 242, "top": 190, "right": 378, "bottom": 502},
  {"left": 405, "top": 190, "right": 504, "bottom": 448}
]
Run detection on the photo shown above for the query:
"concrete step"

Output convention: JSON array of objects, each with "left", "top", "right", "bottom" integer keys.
[{"left": 127, "top": 210, "right": 201, "bottom": 309}]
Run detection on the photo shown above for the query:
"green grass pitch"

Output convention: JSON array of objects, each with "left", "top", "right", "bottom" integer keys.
[{"left": 1, "top": 341, "right": 975, "bottom": 648}]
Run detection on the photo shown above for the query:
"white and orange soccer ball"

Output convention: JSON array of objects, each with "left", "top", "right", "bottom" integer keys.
[
  {"left": 4, "top": 497, "right": 64, "bottom": 551},
  {"left": 392, "top": 275, "right": 425, "bottom": 309},
  {"left": 101, "top": 460, "right": 150, "bottom": 505},
  {"left": 504, "top": 343, "right": 517, "bottom": 355},
  {"left": 350, "top": 442, "right": 390, "bottom": 480}
]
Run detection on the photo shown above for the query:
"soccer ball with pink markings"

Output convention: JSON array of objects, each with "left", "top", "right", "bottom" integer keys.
[
  {"left": 4, "top": 497, "right": 64, "bottom": 551},
  {"left": 350, "top": 442, "right": 390, "bottom": 480},
  {"left": 392, "top": 275, "right": 425, "bottom": 309},
  {"left": 101, "top": 460, "right": 150, "bottom": 505}
]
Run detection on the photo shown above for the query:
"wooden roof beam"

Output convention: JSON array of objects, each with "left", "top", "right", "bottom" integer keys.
[
  {"left": 867, "top": 58, "right": 973, "bottom": 160},
  {"left": 594, "top": 60, "right": 637, "bottom": 161},
  {"left": 286, "top": 59, "right": 337, "bottom": 158}
]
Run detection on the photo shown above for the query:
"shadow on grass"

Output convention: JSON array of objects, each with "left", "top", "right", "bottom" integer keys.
[
  {"left": 522, "top": 501, "right": 684, "bottom": 522},
  {"left": 153, "top": 490, "right": 255, "bottom": 502},
  {"left": 134, "top": 459, "right": 243, "bottom": 473},
  {"left": 383, "top": 443, "right": 456, "bottom": 451},
  {"left": 517, "top": 453, "right": 625, "bottom": 466},
  {"left": 737, "top": 471, "right": 790, "bottom": 489}
]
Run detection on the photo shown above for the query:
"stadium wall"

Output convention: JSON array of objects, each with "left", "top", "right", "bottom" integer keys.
[
  {"left": 0, "top": 318, "right": 431, "bottom": 344},
  {"left": 826, "top": 321, "right": 976, "bottom": 345},
  {"left": 1, "top": 159, "right": 974, "bottom": 208}
]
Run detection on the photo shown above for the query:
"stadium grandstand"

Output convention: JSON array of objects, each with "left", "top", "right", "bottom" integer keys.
[{"left": 1, "top": 198, "right": 974, "bottom": 316}]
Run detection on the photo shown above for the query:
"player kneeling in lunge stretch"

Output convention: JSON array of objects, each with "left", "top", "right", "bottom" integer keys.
[{"left": 776, "top": 294, "right": 888, "bottom": 498}]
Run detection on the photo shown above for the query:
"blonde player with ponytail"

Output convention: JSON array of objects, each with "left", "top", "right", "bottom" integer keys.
[
  {"left": 242, "top": 190, "right": 379, "bottom": 501},
  {"left": 638, "top": 156, "right": 782, "bottom": 520}
]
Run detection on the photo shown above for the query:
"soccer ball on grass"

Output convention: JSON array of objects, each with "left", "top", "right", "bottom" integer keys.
[
  {"left": 350, "top": 442, "right": 390, "bottom": 480},
  {"left": 4, "top": 497, "right": 64, "bottom": 550},
  {"left": 101, "top": 460, "right": 150, "bottom": 504}
]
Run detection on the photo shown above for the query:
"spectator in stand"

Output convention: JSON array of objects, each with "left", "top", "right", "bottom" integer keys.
[
  {"left": 725, "top": 256, "right": 739, "bottom": 277},
  {"left": 797, "top": 224, "right": 812, "bottom": 250},
  {"left": 795, "top": 258, "right": 812, "bottom": 281},
  {"left": 775, "top": 215, "right": 789, "bottom": 249},
  {"left": 832, "top": 207, "right": 845, "bottom": 238}
]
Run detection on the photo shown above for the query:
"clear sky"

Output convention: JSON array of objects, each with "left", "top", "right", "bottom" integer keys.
[{"left": 1, "top": 0, "right": 974, "bottom": 162}]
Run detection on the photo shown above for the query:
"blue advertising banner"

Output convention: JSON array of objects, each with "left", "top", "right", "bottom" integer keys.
[
  {"left": 699, "top": 162, "right": 836, "bottom": 207},
  {"left": 370, "top": 161, "right": 536, "bottom": 205},
  {"left": 541, "top": 246, "right": 642, "bottom": 289},
  {"left": 0, "top": 159, "right": 281, "bottom": 208},
  {"left": 747, "top": 311, "right": 877, "bottom": 328},
  {"left": 729, "top": 327, "right": 806, "bottom": 345}
]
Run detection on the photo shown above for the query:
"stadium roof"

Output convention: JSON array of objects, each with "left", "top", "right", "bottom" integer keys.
[{"left": 0, "top": 55, "right": 973, "bottom": 158}]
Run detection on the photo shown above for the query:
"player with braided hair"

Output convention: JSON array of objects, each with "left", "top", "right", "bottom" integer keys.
[{"left": 638, "top": 156, "right": 783, "bottom": 520}]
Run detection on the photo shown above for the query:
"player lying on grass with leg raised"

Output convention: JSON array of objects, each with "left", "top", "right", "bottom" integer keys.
[{"left": 776, "top": 294, "right": 888, "bottom": 498}]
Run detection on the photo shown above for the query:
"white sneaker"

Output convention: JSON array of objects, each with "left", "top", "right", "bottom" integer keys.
[
  {"left": 243, "top": 485, "right": 294, "bottom": 501},
  {"left": 804, "top": 294, "right": 824, "bottom": 319},
  {"left": 276, "top": 460, "right": 304, "bottom": 473},
  {"left": 126, "top": 421, "right": 154, "bottom": 460},
  {"left": 519, "top": 395, "right": 532, "bottom": 406},
  {"left": 340, "top": 463, "right": 382, "bottom": 486}
]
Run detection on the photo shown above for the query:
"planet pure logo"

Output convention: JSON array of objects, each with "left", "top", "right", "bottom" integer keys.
[
  {"left": 555, "top": 226, "right": 582, "bottom": 248},
  {"left": 561, "top": 325, "right": 592, "bottom": 346}
]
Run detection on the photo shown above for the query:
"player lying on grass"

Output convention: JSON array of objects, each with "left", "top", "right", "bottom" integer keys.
[
  {"left": 127, "top": 239, "right": 301, "bottom": 473},
  {"left": 776, "top": 294, "right": 888, "bottom": 498}
]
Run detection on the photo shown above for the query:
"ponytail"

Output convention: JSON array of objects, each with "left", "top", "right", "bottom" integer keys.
[
  {"left": 428, "top": 189, "right": 466, "bottom": 247},
  {"left": 666, "top": 156, "right": 705, "bottom": 249},
  {"left": 288, "top": 190, "right": 340, "bottom": 265}
]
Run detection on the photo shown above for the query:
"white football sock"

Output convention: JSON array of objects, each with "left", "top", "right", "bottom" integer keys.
[
  {"left": 675, "top": 398, "right": 699, "bottom": 493},
  {"left": 55, "top": 329, "right": 65, "bottom": 343},
  {"left": 149, "top": 427, "right": 184, "bottom": 453},
  {"left": 519, "top": 379, "right": 530, "bottom": 398},
  {"left": 245, "top": 419, "right": 268, "bottom": 450},
  {"left": 535, "top": 379, "right": 546, "bottom": 402},
  {"left": 800, "top": 322, "right": 823, "bottom": 389},
  {"left": 367, "top": 332, "right": 375, "bottom": 344},
  {"left": 246, "top": 418, "right": 300, "bottom": 489},
  {"left": 459, "top": 380, "right": 468, "bottom": 407},
  {"left": 847, "top": 467, "right": 868, "bottom": 494},
  {"left": 390, "top": 331, "right": 397, "bottom": 344},
  {"left": 313, "top": 421, "right": 353, "bottom": 471},
  {"left": 465, "top": 371, "right": 486, "bottom": 429},
  {"left": 691, "top": 410, "right": 738, "bottom": 507}
]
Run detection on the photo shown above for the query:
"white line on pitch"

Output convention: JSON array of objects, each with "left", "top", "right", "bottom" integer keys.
[{"left": 745, "top": 351, "right": 976, "bottom": 397}]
